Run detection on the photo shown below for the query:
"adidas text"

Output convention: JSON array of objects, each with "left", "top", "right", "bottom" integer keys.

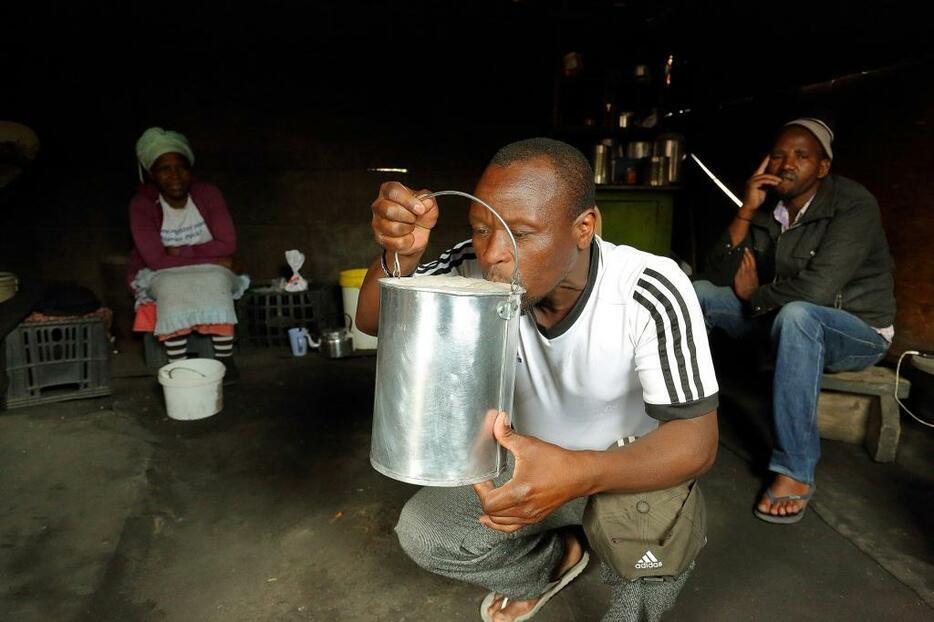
[{"left": 634, "top": 551, "right": 663, "bottom": 569}]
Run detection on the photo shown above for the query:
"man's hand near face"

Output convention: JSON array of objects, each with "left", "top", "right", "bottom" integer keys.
[
  {"left": 728, "top": 156, "right": 782, "bottom": 247},
  {"left": 743, "top": 155, "right": 783, "bottom": 213}
]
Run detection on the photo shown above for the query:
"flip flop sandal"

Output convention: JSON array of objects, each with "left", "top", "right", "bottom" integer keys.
[
  {"left": 753, "top": 486, "right": 815, "bottom": 524},
  {"left": 480, "top": 550, "right": 590, "bottom": 622}
]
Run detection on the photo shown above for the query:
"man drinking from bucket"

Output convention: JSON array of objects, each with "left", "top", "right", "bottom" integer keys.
[{"left": 356, "top": 138, "right": 719, "bottom": 622}]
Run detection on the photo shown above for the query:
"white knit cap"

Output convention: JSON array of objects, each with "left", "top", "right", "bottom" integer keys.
[{"left": 784, "top": 118, "right": 834, "bottom": 159}]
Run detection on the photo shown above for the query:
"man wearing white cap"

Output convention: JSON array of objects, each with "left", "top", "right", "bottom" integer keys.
[{"left": 694, "top": 118, "right": 896, "bottom": 523}]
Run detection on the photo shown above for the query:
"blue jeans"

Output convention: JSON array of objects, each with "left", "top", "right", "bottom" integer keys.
[{"left": 692, "top": 281, "right": 890, "bottom": 484}]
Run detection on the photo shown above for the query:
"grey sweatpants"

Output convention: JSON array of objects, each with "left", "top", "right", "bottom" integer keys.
[{"left": 394, "top": 464, "right": 692, "bottom": 622}]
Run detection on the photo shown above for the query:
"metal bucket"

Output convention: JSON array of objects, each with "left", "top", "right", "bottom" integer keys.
[{"left": 370, "top": 191, "right": 523, "bottom": 486}]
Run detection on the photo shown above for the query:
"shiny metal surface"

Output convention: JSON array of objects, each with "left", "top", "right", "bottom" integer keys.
[
  {"left": 654, "top": 133, "right": 685, "bottom": 184},
  {"left": 371, "top": 281, "right": 521, "bottom": 486},
  {"left": 321, "top": 329, "right": 354, "bottom": 358},
  {"left": 626, "top": 140, "right": 652, "bottom": 160},
  {"left": 593, "top": 144, "right": 609, "bottom": 185},
  {"left": 648, "top": 155, "right": 669, "bottom": 187}
]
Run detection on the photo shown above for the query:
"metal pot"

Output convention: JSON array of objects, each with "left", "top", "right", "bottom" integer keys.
[
  {"left": 593, "top": 144, "right": 610, "bottom": 184},
  {"left": 654, "top": 133, "right": 685, "bottom": 184},
  {"left": 370, "top": 190, "right": 523, "bottom": 487},
  {"left": 648, "top": 155, "right": 669, "bottom": 187},
  {"left": 626, "top": 141, "right": 652, "bottom": 160},
  {"left": 321, "top": 328, "right": 353, "bottom": 358}
]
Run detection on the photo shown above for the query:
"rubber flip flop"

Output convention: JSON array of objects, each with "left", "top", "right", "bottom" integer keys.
[
  {"left": 753, "top": 486, "right": 814, "bottom": 524},
  {"left": 480, "top": 550, "right": 590, "bottom": 622}
]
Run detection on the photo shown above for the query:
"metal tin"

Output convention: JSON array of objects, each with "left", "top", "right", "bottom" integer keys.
[
  {"left": 648, "top": 155, "right": 669, "bottom": 187},
  {"left": 593, "top": 144, "right": 609, "bottom": 185},
  {"left": 626, "top": 141, "right": 652, "bottom": 160},
  {"left": 370, "top": 190, "right": 524, "bottom": 487},
  {"left": 654, "top": 133, "right": 685, "bottom": 184}
]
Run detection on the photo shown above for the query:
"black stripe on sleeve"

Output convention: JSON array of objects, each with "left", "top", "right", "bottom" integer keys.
[
  {"left": 643, "top": 268, "right": 705, "bottom": 398},
  {"left": 637, "top": 278, "right": 694, "bottom": 401},
  {"left": 415, "top": 240, "right": 476, "bottom": 275},
  {"left": 424, "top": 252, "right": 477, "bottom": 275},
  {"left": 645, "top": 393, "right": 719, "bottom": 421},
  {"left": 633, "top": 290, "right": 679, "bottom": 404}
]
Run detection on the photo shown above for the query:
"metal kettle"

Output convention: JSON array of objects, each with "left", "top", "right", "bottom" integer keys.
[{"left": 320, "top": 314, "right": 354, "bottom": 359}]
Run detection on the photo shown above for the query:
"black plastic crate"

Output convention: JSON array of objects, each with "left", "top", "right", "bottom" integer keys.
[
  {"left": 236, "top": 286, "right": 335, "bottom": 348},
  {"left": 2, "top": 317, "right": 111, "bottom": 409}
]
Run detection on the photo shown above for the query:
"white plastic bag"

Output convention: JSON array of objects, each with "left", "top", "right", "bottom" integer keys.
[{"left": 284, "top": 249, "right": 308, "bottom": 292}]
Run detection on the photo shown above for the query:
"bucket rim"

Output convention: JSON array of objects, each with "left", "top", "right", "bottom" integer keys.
[
  {"left": 378, "top": 277, "right": 525, "bottom": 297},
  {"left": 158, "top": 358, "right": 226, "bottom": 387}
]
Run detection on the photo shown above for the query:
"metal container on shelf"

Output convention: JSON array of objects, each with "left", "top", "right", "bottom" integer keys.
[
  {"left": 654, "top": 133, "right": 685, "bottom": 184},
  {"left": 648, "top": 155, "right": 669, "bottom": 187},
  {"left": 626, "top": 141, "right": 652, "bottom": 160},
  {"left": 593, "top": 144, "right": 610, "bottom": 185}
]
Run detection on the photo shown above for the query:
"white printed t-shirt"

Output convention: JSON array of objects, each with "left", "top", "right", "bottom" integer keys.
[
  {"left": 413, "top": 236, "right": 719, "bottom": 451},
  {"left": 159, "top": 194, "right": 213, "bottom": 247}
]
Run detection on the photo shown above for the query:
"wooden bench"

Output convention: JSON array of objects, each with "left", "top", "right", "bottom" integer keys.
[{"left": 817, "top": 366, "right": 910, "bottom": 463}]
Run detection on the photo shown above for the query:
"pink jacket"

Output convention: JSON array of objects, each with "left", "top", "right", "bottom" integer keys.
[{"left": 127, "top": 180, "right": 237, "bottom": 287}]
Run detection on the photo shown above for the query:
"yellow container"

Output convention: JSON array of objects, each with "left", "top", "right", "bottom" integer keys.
[
  {"left": 339, "top": 268, "right": 368, "bottom": 289},
  {"left": 340, "top": 268, "right": 378, "bottom": 350}
]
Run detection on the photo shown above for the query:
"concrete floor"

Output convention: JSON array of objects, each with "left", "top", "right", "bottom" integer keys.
[{"left": 1, "top": 348, "right": 932, "bottom": 621}]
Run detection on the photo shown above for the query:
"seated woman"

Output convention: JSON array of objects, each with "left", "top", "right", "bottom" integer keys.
[{"left": 127, "top": 127, "right": 248, "bottom": 382}]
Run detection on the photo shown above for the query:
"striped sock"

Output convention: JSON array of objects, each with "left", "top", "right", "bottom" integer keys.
[
  {"left": 212, "top": 335, "right": 234, "bottom": 359},
  {"left": 164, "top": 336, "right": 188, "bottom": 362}
]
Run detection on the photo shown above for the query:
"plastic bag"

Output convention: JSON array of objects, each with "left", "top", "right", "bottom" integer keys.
[{"left": 284, "top": 250, "right": 308, "bottom": 292}]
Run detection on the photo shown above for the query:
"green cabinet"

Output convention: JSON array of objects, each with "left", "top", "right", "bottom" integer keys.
[{"left": 595, "top": 187, "right": 676, "bottom": 257}]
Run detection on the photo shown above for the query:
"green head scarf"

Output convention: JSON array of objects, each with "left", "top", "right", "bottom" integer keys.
[{"left": 135, "top": 127, "right": 195, "bottom": 181}]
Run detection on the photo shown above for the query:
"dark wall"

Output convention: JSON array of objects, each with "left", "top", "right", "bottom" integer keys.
[
  {"left": 1, "top": 1, "right": 932, "bottom": 353},
  {"left": 0, "top": 2, "right": 557, "bottom": 299}
]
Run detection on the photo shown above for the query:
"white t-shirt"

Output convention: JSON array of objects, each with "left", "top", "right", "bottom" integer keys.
[
  {"left": 159, "top": 195, "right": 214, "bottom": 247},
  {"left": 414, "top": 236, "right": 719, "bottom": 451}
]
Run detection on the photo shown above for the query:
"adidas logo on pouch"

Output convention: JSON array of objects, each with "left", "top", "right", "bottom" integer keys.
[{"left": 634, "top": 550, "right": 663, "bottom": 569}]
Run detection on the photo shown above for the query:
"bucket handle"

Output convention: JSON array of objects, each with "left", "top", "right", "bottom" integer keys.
[
  {"left": 167, "top": 366, "right": 208, "bottom": 379},
  {"left": 390, "top": 190, "right": 521, "bottom": 294}
]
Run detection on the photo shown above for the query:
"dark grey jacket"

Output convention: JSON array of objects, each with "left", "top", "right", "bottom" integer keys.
[{"left": 705, "top": 174, "right": 896, "bottom": 328}]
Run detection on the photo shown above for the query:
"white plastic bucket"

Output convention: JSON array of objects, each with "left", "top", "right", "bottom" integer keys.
[
  {"left": 340, "top": 268, "right": 378, "bottom": 350},
  {"left": 158, "top": 358, "right": 225, "bottom": 420}
]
